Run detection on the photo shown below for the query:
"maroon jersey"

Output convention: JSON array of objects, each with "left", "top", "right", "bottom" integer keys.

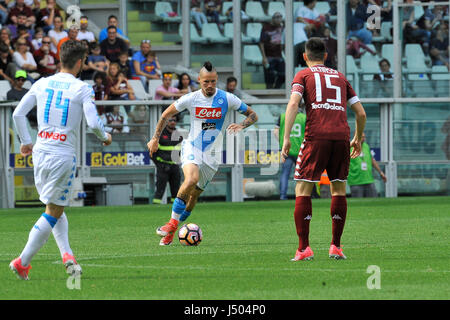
[{"left": 291, "top": 64, "right": 360, "bottom": 141}]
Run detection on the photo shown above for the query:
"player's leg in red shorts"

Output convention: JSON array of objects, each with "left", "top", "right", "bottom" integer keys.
[
  {"left": 291, "top": 140, "right": 332, "bottom": 259},
  {"left": 327, "top": 140, "right": 350, "bottom": 259}
]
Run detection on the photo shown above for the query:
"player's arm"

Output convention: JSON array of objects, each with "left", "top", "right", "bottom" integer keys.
[
  {"left": 349, "top": 101, "right": 367, "bottom": 158},
  {"left": 12, "top": 88, "right": 38, "bottom": 156},
  {"left": 147, "top": 104, "right": 179, "bottom": 157},
  {"left": 227, "top": 106, "right": 258, "bottom": 133},
  {"left": 281, "top": 92, "right": 302, "bottom": 160},
  {"left": 82, "top": 87, "right": 112, "bottom": 146}
]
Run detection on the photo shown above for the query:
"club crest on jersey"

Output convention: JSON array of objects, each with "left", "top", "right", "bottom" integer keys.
[
  {"left": 195, "top": 107, "right": 222, "bottom": 119},
  {"left": 217, "top": 98, "right": 224, "bottom": 105}
]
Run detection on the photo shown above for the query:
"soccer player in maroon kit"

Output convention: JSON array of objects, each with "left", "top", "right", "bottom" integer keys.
[{"left": 282, "top": 38, "right": 367, "bottom": 261}]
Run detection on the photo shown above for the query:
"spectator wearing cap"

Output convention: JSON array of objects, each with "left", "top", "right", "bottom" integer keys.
[
  {"left": 7, "top": 69, "right": 28, "bottom": 101},
  {"left": 132, "top": 39, "right": 154, "bottom": 90},
  {"left": 155, "top": 73, "right": 184, "bottom": 100},
  {"left": 99, "top": 15, "right": 130, "bottom": 45},
  {"left": 56, "top": 25, "right": 79, "bottom": 59},
  {"left": 33, "top": 35, "right": 59, "bottom": 77},
  {"left": 0, "top": 42, "right": 16, "bottom": 84},
  {"left": 7, "top": 0, "right": 36, "bottom": 28},
  {"left": 77, "top": 16, "right": 96, "bottom": 43},
  {"left": 100, "top": 25, "right": 128, "bottom": 64},
  {"left": 36, "top": 0, "right": 61, "bottom": 33}
]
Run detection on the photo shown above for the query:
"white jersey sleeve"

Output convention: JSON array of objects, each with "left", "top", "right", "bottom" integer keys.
[
  {"left": 12, "top": 83, "right": 39, "bottom": 145},
  {"left": 80, "top": 84, "right": 109, "bottom": 142},
  {"left": 174, "top": 92, "right": 194, "bottom": 112},
  {"left": 226, "top": 92, "right": 248, "bottom": 114}
]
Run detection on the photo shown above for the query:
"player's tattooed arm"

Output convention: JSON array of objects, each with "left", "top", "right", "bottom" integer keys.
[
  {"left": 240, "top": 108, "right": 258, "bottom": 128},
  {"left": 148, "top": 104, "right": 179, "bottom": 157},
  {"left": 152, "top": 116, "right": 169, "bottom": 140}
]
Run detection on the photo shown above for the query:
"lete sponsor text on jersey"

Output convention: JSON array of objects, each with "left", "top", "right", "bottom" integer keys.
[{"left": 195, "top": 107, "right": 222, "bottom": 119}]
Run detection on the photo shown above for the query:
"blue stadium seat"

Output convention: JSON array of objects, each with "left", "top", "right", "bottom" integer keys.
[
  {"left": 224, "top": 23, "right": 252, "bottom": 42},
  {"left": 179, "top": 23, "right": 208, "bottom": 44},
  {"left": 201, "top": 23, "right": 230, "bottom": 43},
  {"left": 246, "top": 22, "right": 262, "bottom": 43},
  {"left": 315, "top": 1, "right": 330, "bottom": 15},
  {"left": 243, "top": 45, "right": 263, "bottom": 65},
  {"left": 431, "top": 65, "right": 450, "bottom": 97},
  {"left": 155, "top": 2, "right": 181, "bottom": 22},
  {"left": 268, "top": 2, "right": 285, "bottom": 19}
]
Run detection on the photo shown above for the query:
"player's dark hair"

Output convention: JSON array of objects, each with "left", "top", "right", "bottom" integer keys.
[
  {"left": 203, "top": 61, "right": 213, "bottom": 72},
  {"left": 305, "top": 37, "right": 326, "bottom": 61},
  {"left": 60, "top": 40, "right": 87, "bottom": 69}
]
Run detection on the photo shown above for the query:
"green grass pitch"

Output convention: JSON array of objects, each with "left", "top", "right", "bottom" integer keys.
[{"left": 0, "top": 197, "right": 449, "bottom": 300}]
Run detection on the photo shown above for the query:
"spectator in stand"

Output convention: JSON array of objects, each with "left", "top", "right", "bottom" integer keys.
[
  {"left": 12, "top": 25, "right": 34, "bottom": 54},
  {"left": 415, "top": 5, "right": 445, "bottom": 54},
  {"left": 0, "top": 1, "right": 8, "bottom": 25},
  {"left": 430, "top": 22, "right": 449, "bottom": 67},
  {"left": 322, "top": 26, "right": 337, "bottom": 69},
  {"left": 347, "top": 0, "right": 372, "bottom": 44},
  {"left": 107, "top": 62, "right": 136, "bottom": 101},
  {"left": 128, "top": 105, "right": 150, "bottom": 135},
  {"left": 48, "top": 15, "right": 67, "bottom": 54},
  {"left": 176, "top": 72, "right": 197, "bottom": 94},
  {"left": 132, "top": 39, "right": 153, "bottom": 91},
  {"left": 13, "top": 38, "right": 38, "bottom": 81},
  {"left": 100, "top": 25, "right": 128, "bottom": 64},
  {"left": 367, "top": 0, "right": 392, "bottom": 24},
  {"left": 0, "top": 43, "right": 16, "bottom": 84},
  {"left": 78, "top": 39, "right": 94, "bottom": 80},
  {"left": 103, "top": 105, "right": 130, "bottom": 134},
  {"left": 87, "top": 42, "right": 108, "bottom": 74},
  {"left": 154, "top": 72, "right": 184, "bottom": 100},
  {"left": 191, "top": 0, "right": 208, "bottom": 31},
  {"left": 117, "top": 50, "right": 132, "bottom": 79},
  {"left": 8, "top": 12, "right": 32, "bottom": 40},
  {"left": 373, "top": 58, "right": 393, "bottom": 81},
  {"left": 31, "top": 27, "right": 44, "bottom": 51},
  {"left": 205, "top": 0, "right": 223, "bottom": 31},
  {"left": 7, "top": 0, "right": 36, "bottom": 28},
  {"left": 33, "top": 35, "right": 59, "bottom": 77},
  {"left": 8, "top": 69, "right": 37, "bottom": 126},
  {"left": 259, "top": 12, "right": 285, "bottom": 89},
  {"left": 225, "top": 76, "right": 242, "bottom": 98},
  {"left": 92, "top": 71, "right": 110, "bottom": 116},
  {"left": 346, "top": 36, "right": 376, "bottom": 59},
  {"left": 35, "top": 0, "right": 61, "bottom": 33},
  {"left": 56, "top": 25, "right": 79, "bottom": 59},
  {"left": 1, "top": 27, "right": 15, "bottom": 55},
  {"left": 98, "top": 14, "right": 130, "bottom": 45},
  {"left": 140, "top": 50, "right": 161, "bottom": 80},
  {"left": 294, "top": 0, "right": 325, "bottom": 49},
  {"left": 77, "top": 16, "right": 96, "bottom": 43}
]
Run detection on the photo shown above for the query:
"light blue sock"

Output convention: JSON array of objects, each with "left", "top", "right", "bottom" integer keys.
[{"left": 171, "top": 197, "right": 186, "bottom": 221}]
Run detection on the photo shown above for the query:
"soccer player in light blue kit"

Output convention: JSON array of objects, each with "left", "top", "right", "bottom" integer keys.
[
  {"left": 147, "top": 62, "right": 258, "bottom": 245},
  {"left": 10, "top": 40, "right": 112, "bottom": 280}
]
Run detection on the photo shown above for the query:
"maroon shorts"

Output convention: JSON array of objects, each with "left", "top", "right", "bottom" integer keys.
[{"left": 294, "top": 139, "right": 350, "bottom": 182}]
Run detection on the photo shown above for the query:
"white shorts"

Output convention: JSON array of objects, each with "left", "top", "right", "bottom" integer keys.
[
  {"left": 180, "top": 141, "right": 218, "bottom": 190},
  {"left": 33, "top": 150, "right": 76, "bottom": 207}
]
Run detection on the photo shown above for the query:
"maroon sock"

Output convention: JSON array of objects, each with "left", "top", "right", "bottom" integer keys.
[
  {"left": 330, "top": 196, "right": 347, "bottom": 247},
  {"left": 294, "top": 196, "right": 312, "bottom": 251}
]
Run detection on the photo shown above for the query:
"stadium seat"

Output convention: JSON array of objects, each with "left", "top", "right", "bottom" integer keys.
[
  {"left": 246, "top": 22, "right": 262, "bottom": 43},
  {"left": 268, "top": 2, "right": 285, "bottom": 19},
  {"left": 148, "top": 79, "right": 163, "bottom": 99},
  {"left": 293, "top": 2, "right": 301, "bottom": 13},
  {"left": 346, "top": 55, "right": 359, "bottom": 92},
  {"left": 224, "top": 23, "right": 251, "bottom": 42},
  {"left": 381, "top": 21, "right": 392, "bottom": 42},
  {"left": 222, "top": 1, "right": 233, "bottom": 17},
  {"left": 405, "top": 45, "right": 428, "bottom": 73},
  {"left": 0, "top": 80, "right": 11, "bottom": 100},
  {"left": 315, "top": 1, "right": 330, "bottom": 15},
  {"left": 128, "top": 80, "right": 149, "bottom": 100},
  {"left": 245, "top": 1, "right": 271, "bottom": 22},
  {"left": 179, "top": 23, "right": 208, "bottom": 44},
  {"left": 431, "top": 65, "right": 450, "bottom": 97},
  {"left": 381, "top": 44, "right": 393, "bottom": 66},
  {"left": 414, "top": 5, "right": 424, "bottom": 20},
  {"left": 360, "top": 53, "right": 379, "bottom": 81},
  {"left": 201, "top": 23, "right": 230, "bottom": 43},
  {"left": 243, "top": 45, "right": 263, "bottom": 65},
  {"left": 406, "top": 72, "right": 433, "bottom": 97},
  {"left": 155, "top": 2, "right": 181, "bottom": 23}
]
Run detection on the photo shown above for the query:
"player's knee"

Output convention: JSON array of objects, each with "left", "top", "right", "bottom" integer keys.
[{"left": 184, "top": 177, "right": 199, "bottom": 188}]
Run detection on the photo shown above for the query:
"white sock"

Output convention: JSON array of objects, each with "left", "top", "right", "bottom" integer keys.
[
  {"left": 171, "top": 211, "right": 181, "bottom": 221},
  {"left": 52, "top": 212, "right": 73, "bottom": 258},
  {"left": 20, "top": 214, "right": 56, "bottom": 266}
]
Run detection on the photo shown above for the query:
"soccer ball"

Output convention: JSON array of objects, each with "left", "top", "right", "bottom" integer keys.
[{"left": 178, "top": 223, "right": 203, "bottom": 246}]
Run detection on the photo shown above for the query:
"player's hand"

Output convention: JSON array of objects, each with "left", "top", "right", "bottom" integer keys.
[
  {"left": 350, "top": 137, "right": 362, "bottom": 158},
  {"left": 20, "top": 144, "right": 33, "bottom": 156},
  {"left": 102, "top": 133, "right": 112, "bottom": 146},
  {"left": 380, "top": 172, "right": 387, "bottom": 183},
  {"left": 147, "top": 137, "right": 159, "bottom": 157},
  {"left": 281, "top": 139, "right": 291, "bottom": 163},
  {"left": 226, "top": 123, "right": 244, "bottom": 134}
]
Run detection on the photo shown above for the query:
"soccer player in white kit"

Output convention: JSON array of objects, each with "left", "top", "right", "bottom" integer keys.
[
  {"left": 147, "top": 62, "right": 258, "bottom": 245},
  {"left": 10, "top": 40, "right": 112, "bottom": 280}
]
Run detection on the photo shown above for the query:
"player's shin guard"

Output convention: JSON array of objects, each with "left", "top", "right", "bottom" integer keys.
[
  {"left": 294, "top": 196, "right": 312, "bottom": 251},
  {"left": 20, "top": 213, "right": 57, "bottom": 266},
  {"left": 330, "top": 196, "right": 347, "bottom": 248}
]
